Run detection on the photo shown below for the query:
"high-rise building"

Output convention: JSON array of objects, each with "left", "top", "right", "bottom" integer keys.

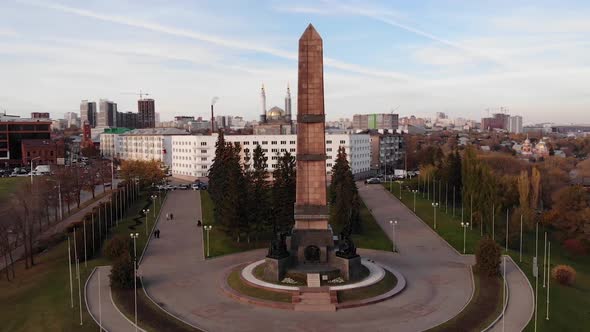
[
  {"left": 352, "top": 113, "right": 399, "bottom": 131},
  {"left": 507, "top": 116, "right": 523, "bottom": 134},
  {"left": 80, "top": 100, "right": 97, "bottom": 127},
  {"left": 97, "top": 99, "right": 118, "bottom": 127},
  {"left": 117, "top": 111, "right": 138, "bottom": 129},
  {"left": 138, "top": 99, "right": 155, "bottom": 128},
  {"left": 64, "top": 112, "right": 80, "bottom": 128},
  {"left": 481, "top": 113, "right": 509, "bottom": 131}
]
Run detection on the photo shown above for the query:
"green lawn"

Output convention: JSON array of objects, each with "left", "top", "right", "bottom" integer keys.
[
  {"left": 0, "top": 191, "right": 164, "bottom": 332},
  {"left": 337, "top": 269, "right": 397, "bottom": 303},
  {"left": 386, "top": 181, "right": 590, "bottom": 332},
  {"left": 227, "top": 269, "right": 292, "bottom": 302},
  {"left": 200, "top": 191, "right": 268, "bottom": 258},
  {"left": 0, "top": 177, "right": 25, "bottom": 201},
  {"left": 352, "top": 199, "right": 393, "bottom": 251}
]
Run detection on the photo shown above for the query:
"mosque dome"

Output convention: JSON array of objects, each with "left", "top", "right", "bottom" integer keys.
[{"left": 267, "top": 106, "right": 285, "bottom": 119}]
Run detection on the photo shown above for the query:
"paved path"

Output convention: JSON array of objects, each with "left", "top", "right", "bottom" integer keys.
[
  {"left": 488, "top": 257, "right": 534, "bottom": 332},
  {"left": 86, "top": 265, "right": 145, "bottom": 332},
  {"left": 134, "top": 186, "right": 475, "bottom": 332}
]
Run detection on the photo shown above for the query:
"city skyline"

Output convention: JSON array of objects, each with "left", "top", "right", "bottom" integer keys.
[{"left": 1, "top": 0, "right": 589, "bottom": 122}]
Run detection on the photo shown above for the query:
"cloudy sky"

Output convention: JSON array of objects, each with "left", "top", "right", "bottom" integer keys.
[{"left": 1, "top": 0, "right": 589, "bottom": 123}]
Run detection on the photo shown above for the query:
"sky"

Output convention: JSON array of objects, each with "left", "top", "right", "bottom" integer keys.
[{"left": 0, "top": 0, "right": 589, "bottom": 124}]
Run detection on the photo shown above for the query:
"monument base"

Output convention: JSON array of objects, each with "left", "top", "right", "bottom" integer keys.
[
  {"left": 264, "top": 256, "right": 291, "bottom": 282},
  {"left": 332, "top": 255, "right": 363, "bottom": 281}
]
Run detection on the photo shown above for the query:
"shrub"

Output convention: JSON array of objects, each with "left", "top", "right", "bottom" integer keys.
[
  {"left": 109, "top": 253, "right": 135, "bottom": 289},
  {"left": 563, "top": 239, "right": 587, "bottom": 256},
  {"left": 475, "top": 236, "right": 501, "bottom": 277},
  {"left": 551, "top": 265, "right": 576, "bottom": 286},
  {"left": 103, "top": 234, "right": 132, "bottom": 260}
]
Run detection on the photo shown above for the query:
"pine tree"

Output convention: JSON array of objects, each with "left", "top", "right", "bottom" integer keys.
[
  {"left": 251, "top": 145, "right": 270, "bottom": 240},
  {"left": 329, "top": 147, "right": 361, "bottom": 233},
  {"left": 271, "top": 152, "right": 296, "bottom": 233}
]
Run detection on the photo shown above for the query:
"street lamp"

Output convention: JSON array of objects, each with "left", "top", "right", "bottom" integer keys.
[
  {"left": 142, "top": 209, "right": 150, "bottom": 236},
  {"left": 389, "top": 220, "right": 398, "bottom": 252},
  {"left": 129, "top": 233, "right": 140, "bottom": 332},
  {"left": 30, "top": 156, "right": 41, "bottom": 184},
  {"left": 461, "top": 222, "right": 470, "bottom": 254},
  {"left": 396, "top": 180, "right": 403, "bottom": 200},
  {"left": 150, "top": 195, "right": 157, "bottom": 218},
  {"left": 411, "top": 190, "right": 418, "bottom": 212},
  {"left": 432, "top": 202, "right": 439, "bottom": 229},
  {"left": 204, "top": 225, "right": 212, "bottom": 258}
]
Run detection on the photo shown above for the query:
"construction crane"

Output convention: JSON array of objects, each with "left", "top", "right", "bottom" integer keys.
[{"left": 121, "top": 90, "right": 151, "bottom": 99}]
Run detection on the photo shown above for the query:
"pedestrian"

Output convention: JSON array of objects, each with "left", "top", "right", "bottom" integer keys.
[
  {"left": 170, "top": 213, "right": 174, "bottom": 220},
  {"left": 197, "top": 219, "right": 202, "bottom": 227},
  {"left": 156, "top": 229, "right": 161, "bottom": 238},
  {"left": 166, "top": 213, "right": 169, "bottom": 221}
]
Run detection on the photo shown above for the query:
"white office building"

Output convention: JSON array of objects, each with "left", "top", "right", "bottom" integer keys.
[
  {"left": 171, "top": 133, "right": 371, "bottom": 180},
  {"left": 117, "top": 128, "right": 189, "bottom": 165}
]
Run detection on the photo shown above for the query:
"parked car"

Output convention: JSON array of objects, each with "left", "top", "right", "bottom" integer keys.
[
  {"left": 191, "top": 183, "right": 200, "bottom": 190},
  {"left": 178, "top": 184, "right": 190, "bottom": 190},
  {"left": 365, "top": 177, "right": 381, "bottom": 184}
]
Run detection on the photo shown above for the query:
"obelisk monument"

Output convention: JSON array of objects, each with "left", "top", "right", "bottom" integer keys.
[{"left": 265, "top": 24, "right": 361, "bottom": 282}]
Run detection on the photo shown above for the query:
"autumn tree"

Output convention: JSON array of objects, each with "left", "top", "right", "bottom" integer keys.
[
  {"left": 545, "top": 186, "right": 590, "bottom": 243},
  {"left": 118, "top": 160, "right": 165, "bottom": 188}
]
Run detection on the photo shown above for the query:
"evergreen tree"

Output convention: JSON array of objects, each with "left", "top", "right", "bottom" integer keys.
[
  {"left": 329, "top": 147, "right": 361, "bottom": 233},
  {"left": 208, "top": 132, "right": 227, "bottom": 224},
  {"left": 251, "top": 145, "right": 270, "bottom": 240},
  {"left": 271, "top": 152, "right": 296, "bottom": 233}
]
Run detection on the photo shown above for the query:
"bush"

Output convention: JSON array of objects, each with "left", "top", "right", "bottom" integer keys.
[
  {"left": 563, "top": 239, "right": 587, "bottom": 256},
  {"left": 110, "top": 253, "right": 135, "bottom": 289},
  {"left": 551, "top": 265, "right": 576, "bottom": 286},
  {"left": 103, "top": 234, "right": 132, "bottom": 260},
  {"left": 475, "top": 236, "right": 501, "bottom": 277}
]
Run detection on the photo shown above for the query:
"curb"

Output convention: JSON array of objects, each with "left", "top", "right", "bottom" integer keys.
[{"left": 108, "top": 270, "right": 148, "bottom": 332}]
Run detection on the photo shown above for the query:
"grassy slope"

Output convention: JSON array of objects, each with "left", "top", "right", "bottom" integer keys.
[
  {"left": 0, "top": 177, "right": 25, "bottom": 201},
  {"left": 0, "top": 191, "right": 162, "bottom": 332},
  {"left": 386, "top": 181, "right": 590, "bottom": 332},
  {"left": 227, "top": 269, "right": 292, "bottom": 302},
  {"left": 200, "top": 190, "right": 392, "bottom": 257}
]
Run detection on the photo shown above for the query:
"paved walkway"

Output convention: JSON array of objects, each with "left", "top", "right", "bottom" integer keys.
[
  {"left": 86, "top": 265, "right": 145, "bottom": 332},
  {"left": 488, "top": 256, "right": 534, "bottom": 332}
]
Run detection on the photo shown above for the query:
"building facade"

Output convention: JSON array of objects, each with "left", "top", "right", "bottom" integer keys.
[
  {"left": 21, "top": 139, "right": 65, "bottom": 166},
  {"left": 507, "top": 115, "right": 523, "bottom": 134},
  {"left": 98, "top": 99, "right": 118, "bottom": 127},
  {"left": 352, "top": 113, "right": 399, "bottom": 131},
  {"left": 99, "top": 128, "right": 132, "bottom": 158},
  {"left": 117, "top": 128, "right": 188, "bottom": 166},
  {"left": 80, "top": 100, "right": 97, "bottom": 127},
  {"left": 31, "top": 112, "right": 50, "bottom": 119},
  {"left": 138, "top": 99, "right": 156, "bottom": 128},
  {"left": 0, "top": 115, "right": 52, "bottom": 166},
  {"left": 170, "top": 133, "right": 371, "bottom": 179}
]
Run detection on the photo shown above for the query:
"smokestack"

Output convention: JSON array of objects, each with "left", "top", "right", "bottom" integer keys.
[
  {"left": 211, "top": 96, "right": 219, "bottom": 133},
  {"left": 260, "top": 84, "right": 267, "bottom": 123}
]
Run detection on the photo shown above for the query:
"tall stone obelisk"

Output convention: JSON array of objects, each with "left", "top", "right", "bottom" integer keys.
[{"left": 290, "top": 24, "right": 334, "bottom": 265}]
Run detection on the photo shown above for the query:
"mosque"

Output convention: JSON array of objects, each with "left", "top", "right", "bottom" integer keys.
[{"left": 254, "top": 84, "right": 296, "bottom": 135}]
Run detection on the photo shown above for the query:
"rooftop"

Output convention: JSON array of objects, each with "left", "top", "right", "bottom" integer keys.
[{"left": 122, "top": 128, "right": 189, "bottom": 136}]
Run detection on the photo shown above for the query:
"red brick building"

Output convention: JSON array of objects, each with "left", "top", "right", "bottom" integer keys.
[
  {"left": 21, "top": 139, "right": 65, "bottom": 166},
  {"left": 0, "top": 116, "right": 52, "bottom": 167}
]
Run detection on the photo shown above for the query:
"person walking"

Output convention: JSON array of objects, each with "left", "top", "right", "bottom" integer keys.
[
  {"left": 197, "top": 219, "right": 202, "bottom": 227},
  {"left": 166, "top": 213, "right": 169, "bottom": 221},
  {"left": 170, "top": 213, "right": 174, "bottom": 220}
]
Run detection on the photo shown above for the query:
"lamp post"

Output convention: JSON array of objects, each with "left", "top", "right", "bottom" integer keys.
[
  {"left": 142, "top": 209, "right": 150, "bottom": 236},
  {"left": 389, "top": 220, "right": 398, "bottom": 252},
  {"left": 411, "top": 190, "right": 418, "bottom": 212},
  {"left": 151, "top": 195, "right": 157, "bottom": 218},
  {"left": 461, "top": 222, "right": 470, "bottom": 254},
  {"left": 396, "top": 180, "right": 403, "bottom": 200},
  {"left": 129, "top": 233, "right": 139, "bottom": 332},
  {"left": 432, "top": 202, "right": 439, "bottom": 229},
  {"left": 204, "top": 225, "right": 212, "bottom": 257},
  {"left": 30, "top": 156, "right": 41, "bottom": 184}
]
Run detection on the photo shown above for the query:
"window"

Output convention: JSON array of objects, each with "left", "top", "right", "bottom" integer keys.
[
  {"left": 327, "top": 148, "right": 332, "bottom": 152},
  {"left": 272, "top": 148, "right": 278, "bottom": 152},
  {"left": 327, "top": 163, "right": 332, "bottom": 167},
  {"left": 289, "top": 141, "right": 295, "bottom": 144},
  {"left": 271, "top": 141, "right": 277, "bottom": 145},
  {"left": 201, "top": 157, "right": 207, "bottom": 161},
  {"left": 261, "top": 141, "right": 268, "bottom": 145},
  {"left": 201, "top": 165, "right": 207, "bottom": 169},
  {"left": 200, "top": 142, "right": 207, "bottom": 146},
  {"left": 244, "top": 148, "right": 250, "bottom": 153},
  {"left": 290, "top": 148, "right": 295, "bottom": 152},
  {"left": 280, "top": 141, "right": 286, "bottom": 144},
  {"left": 272, "top": 156, "right": 278, "bottom": 160},
  {"left": 201, "top": 150, "right": 207, "bottom": 153},
  {"left": 253, "top": 141, "right": 259, "bottom": 145},
  {"left": 326, "top": 140, "right": 332, "bottom": 144},
  {"left": 243, "top": 141, "right": 249, "bottom": 145},
  {"left": 340, "top": 140, "right": 346, "bottom": 144}
]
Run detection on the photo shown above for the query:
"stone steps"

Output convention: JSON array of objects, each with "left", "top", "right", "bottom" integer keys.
[{"left": 293, "top": 291, "right": 336, "bottom": 312}]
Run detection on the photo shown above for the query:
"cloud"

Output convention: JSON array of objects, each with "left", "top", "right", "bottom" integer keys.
[
  {"left": 20, "top": 0, "right": 414, "bottom": 81},
  {"left": 0, "top": 28, "right": 18, "bottom": 37}
]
